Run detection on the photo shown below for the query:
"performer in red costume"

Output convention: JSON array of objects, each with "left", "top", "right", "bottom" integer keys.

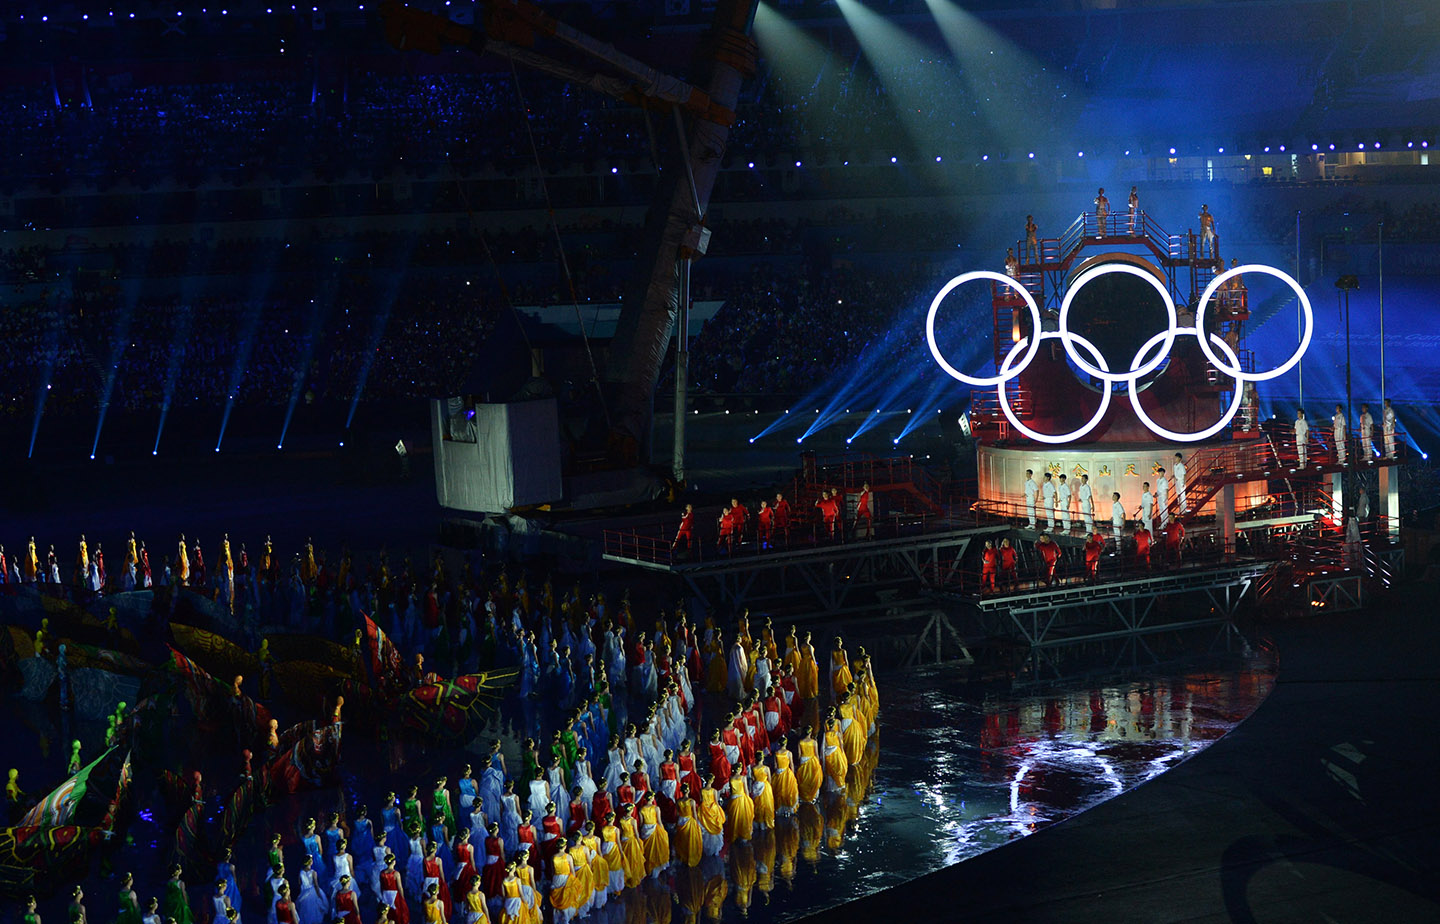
[
  {"left": 716, "top": 506, "right": 736, "bottom": 554},
  {"left": 676, "top": 740, "right": 701, "bottom": 799},
  {"left": 332, "top": 875, "right": 362, "bottom": 924},
  {"left": 1083, "top": 532, "right": 1104, "bottom": 582},
  {"left": 998, "top": 538, "right": 1018, "bottom": 590},
  {"left": 980, "top": 540, "right": 997, "bottom": 592},
  {"left": 1134, "top": 526, "right": 1152, "bottom": 570},
  {"left": 756, "top": 501, "right": 774, "bottom": 550},
  {"left": 729, "top": 497, "right": 750, "bottom": 544},
  {"left": 1036, "top": 534, "right": 1060, "bottom": 585},
  {"left": 672, "top": 504, "right": 694, "bottom": 553},
  {"left": 379, "top": 854, "right": 410, "bottom": 924},
  {"left": 1163, "top": 520, "right": 1184, "bottom": 566},
  {"left": 854, "top": 483, "right": 873, "bottom": 539},
  {"left": 773, "top": 493, "right": 792, "bottom": 546},
  {"left": 421, "top": 842, "right": 452, "bottom": 919},
  {"left": 480, "top": 824, "right": 506, "bottom": 899}
]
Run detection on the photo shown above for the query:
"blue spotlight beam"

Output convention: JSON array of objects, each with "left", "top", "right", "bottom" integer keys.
[
  {"left": 91, "top": 278, "right": 143, "bottom": 459},
  {"left": 154, "top": 304, "right": 194, "bottom": 457},
  {"left": 278, "top": 279, "right": 336, "bottom": 450}
]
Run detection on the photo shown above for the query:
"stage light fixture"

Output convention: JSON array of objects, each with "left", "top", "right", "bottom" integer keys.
[
  {"left": 890, "top": 156, "right": 898, "bottom": 163},
  {"left": 1328, "top": 143, "right": 1335, "bottom": 150},
  {"left": 1169, "top": 147, "right": 1176, "bottom": 155},
  {"left": 1027, "top": 152, "right": 1034, "bottom": 159},
  {"left": 1312, "top": 144, "right": 1318, "bottom": 151},
  {"left": 982, "top": 155, "right": 988, "bottom": 161},
  {"left": 747, "top": 162, "right": 755, "bottom": 169},
  {"left": 1077, "top": 151, "right": 1084, "bottom": 157},
  {"left": 1279, "top": 145, "right": 1286, "bottom": 152},
  {"left": 935, "top": 155, "right": 942, "bottom": 162},
  {"left": 1264, "top": 146, "right": 1271, "bottom": 153},
  {"left": 794, "top": 160, "right": 801, "bottom": 167},
  {"left": 610, "top": 167, "right": 618, "bottom": 174},
  {"left": 1218, "top": 147, "right": 1224, "bottom": 153}
]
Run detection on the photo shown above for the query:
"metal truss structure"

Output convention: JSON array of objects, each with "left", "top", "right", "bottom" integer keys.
[
  {"left": 966, "top": 560, "right": 1273, "bottom": 648},
  {"left": 604, "top": 525, "right": 1008, "bottom": 617}
]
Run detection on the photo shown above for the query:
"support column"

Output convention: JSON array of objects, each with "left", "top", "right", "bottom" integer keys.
[
  {"left": 1330, "top": 471, "right": 1344, "bottom": 523},
  {"left": 1219, "top": 483, "right": 1236, "bottom": 554},
  {"left": 1378, "top": 465, "right": 1400, "bottom": 540}
]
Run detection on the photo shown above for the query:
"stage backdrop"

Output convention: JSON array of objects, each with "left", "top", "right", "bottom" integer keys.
[
  {"left": 977, "top": 441, "right": 1271, "bottom": 524},
  {"left": 431, "top": 398, "right": 563, "bottom": 513}
]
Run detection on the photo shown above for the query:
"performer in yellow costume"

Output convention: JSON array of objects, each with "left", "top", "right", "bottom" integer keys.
[
  {"left": 697, "top": 778, "right": 726, "bottom": 857},
  {"left": 839, "top": 693, "right": 866, "bottom": 767},
  {"left": 617, "top": 807, "right": 645, "bottom": 889},
  {"left": 795, "top": 727, "right": 822, "bottom": 803},
  {"left": 598, "top": 813, "right": 624, "bottom": 897},
  {"left": 829, "top": 637, "right": 853, "bottom": 700},
  {"left": 673, "top": 792, "right": 703, "bottom": 867},
  {"left": 771, "top": 743, "right": 799, "bottom": 814},
  {"left": 498, "top": 864, "right": 524, "bottom": 924},
  {"left": 724, "top": 766, "right": 754, "bottom": 844},
  {"left": 822, "top": 713, "right": 849, "bottom": 793},
  {"left": 637, "top": 793, "right": 670, "bottom": 877},
  {"left": 797, "top": 632, "right": 819, "bottom": 701},
  {"left": 177, "top": 535, "right": 190, "bottom": 585},
  {"left": 750, "top": 763, "right": 775, "bottom": 830}
]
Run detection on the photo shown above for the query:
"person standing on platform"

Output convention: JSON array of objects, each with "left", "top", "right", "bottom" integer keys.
[
  {"left": 1036, "top": 534, "right": 1060, "bottom": 586},
  {"left": 1083, "top": 532, "right": 1104, "bottom": 582},
  {"left": 1023, "top": 470, "right": 1038, "bottom": 529},
  {"left": 717, "top": 507, "right": 735, "bottom": 554},
  {"left": 1094, "top": 188, "right": 1110, "bottom": 236},
  {"left": 1004, "top": 248, "right": 1019, "bottom": 278},
  {"left": 756, "top": 501, "right": 774, "bottom": 550},
  {"left": 672, "top": 505, "right": 694, "bottom": 554},
  {"left": 1172, "top": 453, "right": 1187, "bottom": 514},
  {"left": 774, "top": 493, "right": 792, "bottom": 546},
  {"left": 1358, "top": 404, "right": 1376, "bottom": 460},
  {"left": 980, "top": 540, "right": 997, "bottom": 593},
  {"left": 1332, "top": 404, "right": 1348, "bottom": 464},
  {"left": 1294, "top": 408, "right": 1310, "bottom": 468},
  {"left": 1127, "top": 186, "right": 1140, "bottom": 234},
  {"left": 1136, "top": 482, "right": 1155, "bottom": 534},
  {"left": 1110, "top": 492, "right": 1125, "bottom": 537},
  {"left": 1078, "top": 473, "right": 1094, "bottom": 530},
  {"left": 998, "top": 538, "right": 1017, "bottom": 590},
  {"left": 1056, "top": 474, "right": 1072, "bottom": 532},
  {"left": 1199, "top": 204, "right": 1217, "bottom": 256},
  {"left": 1382, "top": 398, "right": 1397, "bottom": 459},
  {"left": 1042, "top": 472, "right": 1057, "bottom": 530},
  {"left": 853, "top": 483, "right": 873, "bottom": 539},
  {"left": 730, "top": 498, "right": 750, "bottom": 545},
  {"left": 1025, "top": 215, "right": 1038, "bottom": 262},
  {"left": 1155, "top": 468, "right": 1170, "bottom": 529},
  {"left": 1164, "top": 520, "right": 1185, "bottom": 566},
  {"left": 1134, "top": 526, "right": 1152, "bottom": 570}
]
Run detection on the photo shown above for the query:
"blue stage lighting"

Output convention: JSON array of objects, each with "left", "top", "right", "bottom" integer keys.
[
  {"left": 1328, "top": 143, "right": 1335, "bottom": 150},
  {"left": 1218, "top": 147, "right": 1224, "bottom": 153},
  {"left": 610, "top": 167, "right": 618, "bottom": 174},
  {"left": 1124, "top": 150, "right": 1130, "bottom": 156},
  {"left": 935, "top": 156, "right": 942, "bottom": 162},
  {"left": 1264, "top": 146, "right": 1271, "bottom": 152},
  {"left": 1077, "top": 151, "right": 1084, "bottom": 157},
  {"left": 1311, "top": 144, "right": 1319, "bottom": 151},
  {"left": 795, "top": 160, "right": 802, "bottom": 167},
  {"left": 1169, "top": 147, "right": 1176, "bottom": 154},
  {"left": 1027, "top": 152, "right": 1034, "bottom": 159},
  {"left": 1279, "top": 145, "right": 1286, "bottom": 151},
  {"left": 981, "top": 154, "right": 988, "bottom": 161},
  {"left": 747, "top": 162, "right": 755, "bottom": 168},
  {"left": 890, "top": 156, "right": 898, "bottom": 163}
]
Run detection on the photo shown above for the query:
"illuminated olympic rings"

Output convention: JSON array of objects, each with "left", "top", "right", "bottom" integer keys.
[{"left": 926, "top": 262, "right": 1313, "bottom": 444}]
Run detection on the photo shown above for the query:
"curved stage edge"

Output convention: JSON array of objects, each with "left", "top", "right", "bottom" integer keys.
[{"left": 814, "top": 586, "right": 1440, "bottom": 923}]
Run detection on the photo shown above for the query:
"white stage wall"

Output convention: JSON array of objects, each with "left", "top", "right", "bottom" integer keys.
[{"left": 432, "top": 398, "right": 563, "bottom": 513}]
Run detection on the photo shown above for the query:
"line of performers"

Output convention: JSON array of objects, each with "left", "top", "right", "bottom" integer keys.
[
  {"left": 1021, "top": 454, "right": 1189, "bottom": 537},
  {"left": 671, "top": 484, "right": 876, "bottom": 554},
  {"left": 1292, "top": 400, "right": 1399, "bottom": 468},
  {"left": 978, "top": 520, "right": 1186, "bottom": 592}
]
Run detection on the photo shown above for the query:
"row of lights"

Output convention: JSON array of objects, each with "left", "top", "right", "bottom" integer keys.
[
  {"left": 20, "top": 5, "right": 385, "bottom": 22},
  {"left": 739, "top": 142, "right": 1431, "bottom": 171}
]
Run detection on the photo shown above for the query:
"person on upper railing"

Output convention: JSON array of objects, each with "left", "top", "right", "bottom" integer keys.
[
  {"left": 1094, "top": 188, "right": 1110, "bottom": 237},
  {"left": 1127, "top": 186, "right": 1139, "bottom": 234},
  {"left": 1004, "top": 248, "right": 1019, "bottom": 279},
  {"left": 1199, "top": 204, "right": 1218, "bottom": 257},
  {"left": 1024, "top": 215, "right": 1038, "bottom": 262}
]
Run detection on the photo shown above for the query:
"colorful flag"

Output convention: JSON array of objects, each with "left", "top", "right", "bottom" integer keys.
[{"left": 19, "top": 746, "right": 114, "bottom": 827}]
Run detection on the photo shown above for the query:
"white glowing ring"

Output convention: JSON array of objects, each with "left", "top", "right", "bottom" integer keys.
[
  {"left": 1058, "top": 263, "right": 1179, "bottom": 383},
  {"left": 926, "top": 271, "right": 1043, "bottom": 387},
  {"left": 998, "top": 331, "right": 1113, "bottom": 444},
  {"left": 1195, "top": 264, "right": 1312, "bottom": 381},
  {"left": 1127, "top": 328, "right": 1245, "bottom": 442}
]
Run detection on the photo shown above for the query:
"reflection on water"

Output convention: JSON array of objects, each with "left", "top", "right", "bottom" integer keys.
[{"left": 690, "top": 638, "right": 1276, "bottom": 923}]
